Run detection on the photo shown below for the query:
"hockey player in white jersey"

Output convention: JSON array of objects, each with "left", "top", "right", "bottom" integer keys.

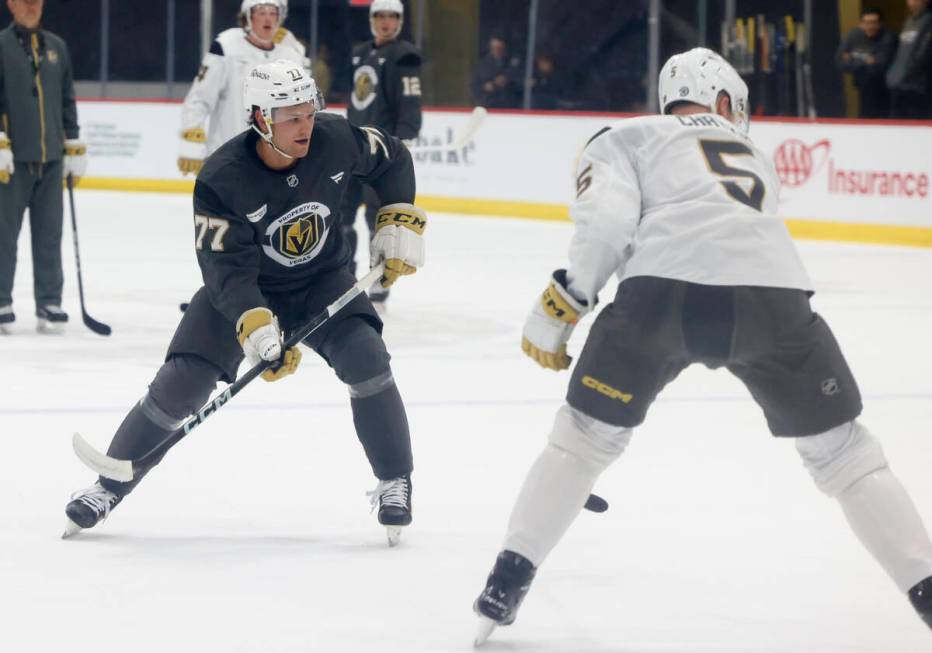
[
  {"left": 473, "top": 47, "right": 932, "bottom": 645},
  {"left": 178, "top": 0, "right": 310, "bottom": 175}
]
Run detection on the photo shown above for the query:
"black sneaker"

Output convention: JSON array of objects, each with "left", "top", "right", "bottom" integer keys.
[
  {"left": 368, "top": 474, "right": 412, "bottom": 546},
  {"left": 909, "top": 576, "right": 932, "bottom": 630},
  {"left": 0, "top": 305, "right": 13, "bottom": 335},
  {"left": 63, "top": 482, "right": 122, "bottom": 537},
  {"left": 474, "top": 550, "right": 537, "bottom": 626},
  {"left": 36, "top": 305, "right": 68, "bottom": 334}
]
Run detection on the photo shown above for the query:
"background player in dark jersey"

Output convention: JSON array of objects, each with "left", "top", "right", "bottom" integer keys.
[
  {"left": 341, "top": 0, "right": 423, "bottom": 307},
  {"left": 63, "top": 60, "right": 427, "bottom": 546}
]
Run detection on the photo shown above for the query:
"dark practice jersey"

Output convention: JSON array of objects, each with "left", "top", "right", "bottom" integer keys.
[
  {"left": 348, "top": 38, "right": 423, "bottom": 139},
  {"left": 192, "top": 112, "right": 415, "bottom": 324}
]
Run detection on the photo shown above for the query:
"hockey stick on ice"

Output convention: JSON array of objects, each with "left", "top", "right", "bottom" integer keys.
[
  {"left": 72, "top": 263, "right": 386, "bottom": 482},
  {"left": 66, "top": 175, "right": 112, "bottom": 336},
  {"left": 408, "top": 106, "right": 487, "bottom": 154}
]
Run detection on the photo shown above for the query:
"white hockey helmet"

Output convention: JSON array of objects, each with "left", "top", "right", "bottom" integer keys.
[
  {"left": 369, "top": 0, "right": 404, "bottom": 40},
  {"left": 244, "top": 60, "right": 321, "bottom": 145},
  {"left": 658, "top": 47, "right": 749, "bottom": 134},
  {"left": 241, "top": 0, "right": 287, "bottom": 33}
]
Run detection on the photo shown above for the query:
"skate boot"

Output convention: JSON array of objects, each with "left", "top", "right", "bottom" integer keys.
[
  {"left": 908, "top": 576, "right": 932, "bottom": 630},
  {"left": 0, "top": 305, "right": 13, "bottom": 335},
  {"left": 473, "top": 550, "right": 537, "bottom": 646},
  {"left": 63, "top": 482, "right": 122, "bottom": 537},
  {"left": 36, "top": 305, "right": 68, "bottom": 334},
  {"left": 368, "top": 474, "right": 411, "bottom": 546}
]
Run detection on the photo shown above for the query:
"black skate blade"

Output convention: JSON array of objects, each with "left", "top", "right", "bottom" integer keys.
[{"left": 474, "top": 616, "right": 497, "bottom": 647}]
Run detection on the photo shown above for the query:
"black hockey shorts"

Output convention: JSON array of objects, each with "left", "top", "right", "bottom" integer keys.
[
  {"left": 168, "top": 267, "right": 382, "bottom": 383},
  {"left": 566, "top": 276, "right": 862, "bottom": 436}
]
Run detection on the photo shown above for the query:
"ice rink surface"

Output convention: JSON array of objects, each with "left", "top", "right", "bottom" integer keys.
[{"left": 1, "top": 190, "right": 930, "bottom": 652}]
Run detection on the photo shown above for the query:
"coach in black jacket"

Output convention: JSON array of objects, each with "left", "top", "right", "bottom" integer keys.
[{"left": 0, "top": 0, "right": 86, "bottom": 334}]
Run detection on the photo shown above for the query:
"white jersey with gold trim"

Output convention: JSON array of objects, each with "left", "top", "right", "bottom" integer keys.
[
  {"left": 566, "top": 113, "right": 812, "bottom": 306},
  {"left": 181, "top": 28, "right": 308, "bottom": 155}
]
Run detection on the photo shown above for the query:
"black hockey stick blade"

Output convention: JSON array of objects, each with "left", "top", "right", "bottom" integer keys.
[
  {"left": 82, "top": 311, "right": 112, "bottom": 336},
  {"left": 584, "top": 493, "right": 609, "bottom": 513},
  {"left": 66, "top": 175, "right": 112, "bottom": 336},
  {"left": 72, "top": 264, "right": 386, "bottom": 481}
]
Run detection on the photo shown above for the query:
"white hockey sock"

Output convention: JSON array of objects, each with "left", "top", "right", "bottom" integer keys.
[
  {"left": 503, "top": 405, "right": 631, "bottom": 567},
  {"left": 838, "top": 467, "right": 932, "bottom": 593},
  {"left": 503, "top": 443, "right": 599, "bottom": 567}
]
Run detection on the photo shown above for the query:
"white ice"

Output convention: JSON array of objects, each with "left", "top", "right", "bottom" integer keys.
[{"left": 1, "top": 190, "right": 930, "bottom": 653}]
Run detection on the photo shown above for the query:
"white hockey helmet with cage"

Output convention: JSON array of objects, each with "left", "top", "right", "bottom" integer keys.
[
  {"left": 658, "top": 47, "right": 749, "bottom": 134},
  {"left": 241, "top": 0, "right": 288, "bottom": 33},
  {"left": 369, "top": 0, "right": 404, "bottom": 39},
  {"left": 244, "top": 60, "right": 321, "bottom": 146}
]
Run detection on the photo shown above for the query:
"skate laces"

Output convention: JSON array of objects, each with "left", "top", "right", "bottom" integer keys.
[
  {"left": 367, "top": 477, "right": 409, "bottom": 512},
  {"left": 70, "top": 483, "right": 118, "bottom": 518}
]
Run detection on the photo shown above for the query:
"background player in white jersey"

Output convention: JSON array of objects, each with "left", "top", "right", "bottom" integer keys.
[
  {"left": 177, "top": 0, "right": 310, "bottom": 176},
  {"left": 472, "top": 47, "right": 932, "bottom": 645}
]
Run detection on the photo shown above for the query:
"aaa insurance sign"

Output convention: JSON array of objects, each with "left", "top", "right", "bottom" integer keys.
[{"left": 751, "top": 121, "right": 931, "bottom": 226}]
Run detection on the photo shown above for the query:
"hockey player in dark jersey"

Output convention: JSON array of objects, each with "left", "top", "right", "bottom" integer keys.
[
  {"left": 341, "top": 0, "right": 423, "bottom": 307},
  {"left": 63, "top": 60, "right": 426, "bottom": 546}
]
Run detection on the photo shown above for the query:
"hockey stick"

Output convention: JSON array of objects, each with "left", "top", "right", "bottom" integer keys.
[
  {"left": 66, "top": 175, "right": 112, "bottom": 336},
  {"left": 408, "top": 106, "right": 487, "bottom": 154},
  {"left": 72, "top": 263, "right": 386, "bottom": 482}
]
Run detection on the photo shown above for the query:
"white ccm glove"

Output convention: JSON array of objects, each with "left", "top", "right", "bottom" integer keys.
[
  {"left": 63, "top": 139, "right": 87, "bottom": 182},
  {"left": 370, "top": 203, "right": 427, "bottom": 288},
  {"left": 0, "top": 132, "right": 14, "bottom": 184},
  {"left": 235, "top": 307, "right": 302, "bottom": 382},
  {"left": 522, "top": 270, "right": 591, "bottom": 371}
]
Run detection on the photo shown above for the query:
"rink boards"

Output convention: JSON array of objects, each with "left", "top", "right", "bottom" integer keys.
[{"left": 76, "top": 100, "right": 932, "bottom": 247}]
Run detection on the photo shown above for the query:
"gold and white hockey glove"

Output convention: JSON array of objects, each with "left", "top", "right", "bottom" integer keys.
[
  {"left": 0, "top": 132, "right": 14, "bottom": 184},
  {"left": 63, "top": 139, "right": 87, "bottom": 183},
  {"left": 522, "top": 270, "right": 590, "bottom": 371},
  {"left": 370, "top": 203, "right": 427, "bottom": 288},
  {"left": 178, "top": 128, "right": 207, "bottom": 176},
  {"left": 236, "top": 307, "right": 302, "bottom": 382}
]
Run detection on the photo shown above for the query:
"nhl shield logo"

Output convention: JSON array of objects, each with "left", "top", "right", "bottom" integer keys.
[
  {"left": 821, "top": 378, "right": 840, "bottom": 396},
  {"left": 287, "top": 174, "right": 299, "bottom": 188}
]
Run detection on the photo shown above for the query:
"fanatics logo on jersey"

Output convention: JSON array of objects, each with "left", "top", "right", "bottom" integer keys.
[
  {"left": 246, "top": 204, "right": 268, "bottom": 223},
  {"left": 330, "top": 171, "right": 345, "bottom": 184},
  {"left": 262, "top": 202, "right": 332, "bottom": 267},
  {"left": 47, "top": 49, "right": 59, "bottom": 64},
  {"left": 287, "top": 174, "right": 299, "bottom": 188}
]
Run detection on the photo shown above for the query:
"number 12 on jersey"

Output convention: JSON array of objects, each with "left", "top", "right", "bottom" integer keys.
[{"left": 699, "top": 139, "right": 765, "bottom": 212}]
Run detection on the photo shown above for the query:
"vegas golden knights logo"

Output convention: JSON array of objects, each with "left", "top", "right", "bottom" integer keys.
[
  {"left": 263, "top": 202, "right": 332, "bottom": 267},
  {"left": 354, "top": 75, "right": 372, "bottom": 103},
  {"left": 351, "top": 65, "right": 379, "bottom": 111},
  {"left": 280, "top": 213, "right": 323, "bottom": 259}
]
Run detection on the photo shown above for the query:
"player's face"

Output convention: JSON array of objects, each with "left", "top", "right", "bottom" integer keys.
[
  {"left": 7, "top": 0, "right": 44, "bottom": 29},
  {"left": 250, "top": 4, "right": 280, "bottom": 42},
  {"left": 372, "top": 12, "right": 400, "bottom": 41},
  {"left": 860, "top": 13, "right": 881, "bottom": 38},
  {"left": 271, "top": 103, "right": 316, "bottom": 158}
]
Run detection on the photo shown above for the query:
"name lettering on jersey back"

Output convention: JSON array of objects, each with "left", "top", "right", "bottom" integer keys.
[{"left": 676, "top": 115, "right": 720, "bottom": 128}]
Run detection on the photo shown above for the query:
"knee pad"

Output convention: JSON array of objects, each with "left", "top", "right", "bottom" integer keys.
[
  {"left": 147, "top": 355, "right": 224, "bottom": 421},
  {"left": 548, "top": 404, "right": 633, "bottom": 470},
  {"left": 319, "top": 317, "right": 391, "bottom": 387},
  {"left": 795, "top": 420, "right": 887, "bottom": 497}
]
